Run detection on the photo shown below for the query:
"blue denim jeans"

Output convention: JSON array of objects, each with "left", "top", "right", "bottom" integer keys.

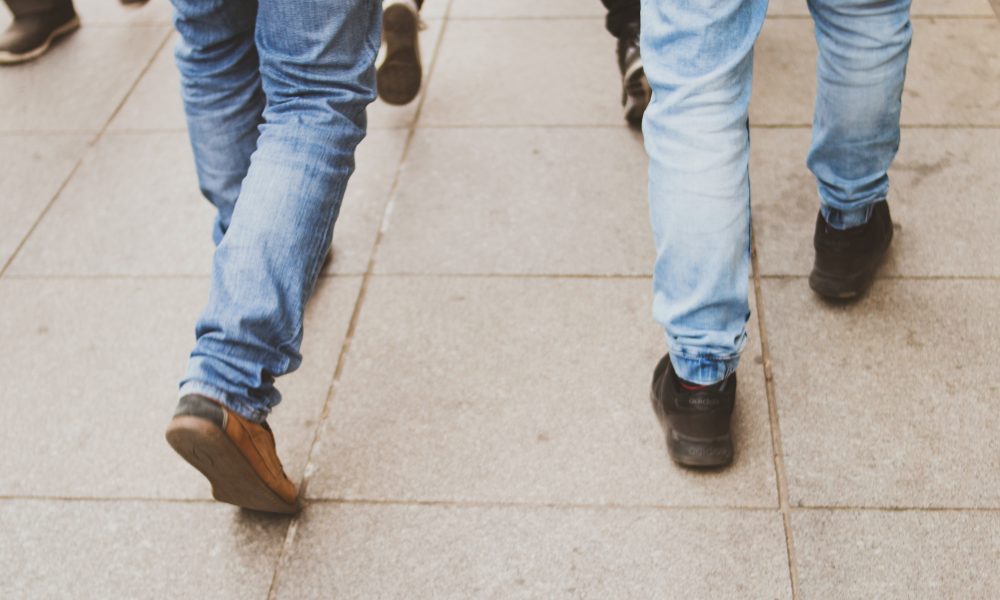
[
  {"left": 171, "top": 0, "right": 381, "bottom": 422},
  {"left": 641, "top": 0, "right": 911, "bottom": 384}
]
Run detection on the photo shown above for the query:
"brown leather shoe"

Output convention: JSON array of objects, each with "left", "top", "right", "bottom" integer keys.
[{"left": 165, "top": 394, "right": 299, "bottom": 514}]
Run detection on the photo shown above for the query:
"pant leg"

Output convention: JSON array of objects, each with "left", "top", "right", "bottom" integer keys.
[
  {"left": 178, "top": 0, "right": 381, "bottom": 422},
  {"left": 601, "top": 0, "right": 640, "bottom": 38},
  {"left": 641, "top": 0, "right": 767, "bottom": 385},
  {"left": 807, "top": 0, "right": 912, "bottom": 229},
  {"left": 6, "top": 0, "right": 72, "bottom": 16}
]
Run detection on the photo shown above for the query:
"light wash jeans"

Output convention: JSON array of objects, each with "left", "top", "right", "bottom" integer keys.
[
  {"left": 171, "top": 0, "right": 381, "bottom": 422},
  {"left": 641, "top": 0, "right": 911, "bottom": 384}
]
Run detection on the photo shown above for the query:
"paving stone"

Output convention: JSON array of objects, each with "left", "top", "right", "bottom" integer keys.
[
  {"left": 108, "top": 33, "right": 183, "bottom": 132},
  {"left": 276, "top": 504, "right": 791, "bottom": 599},
  {"left": 752, "top": 18, "right": 1000, "bottom": 126},
  {"left": 374, "top": 127, "right": 652, "bottom": 275},
  {"left": 450, "top": 0, "right": 605, "bottom": 18},
  {"left": 8, "top": 133, "right": 213, "bottom": 276},
  {"left": 793, "top": 509, "right": 1000, "bottom": 599},
  {"left": 0, "top": 276, "right": 360, "bottom": 497},
  {"left": 0, "top": 500, "right": 286, "bottom": 600},
  {"left": 768, "top": 0, "right": 996, "bottom": 16},
  {"left": 0, "top": 135, "right": 91, "bottom": 270},
  {"left": 308, "top": 277, "right": 777, "bottom": 507},
  {"left": 750, "top": 128, "right": 1000, "bottom": 277},
  {"left": 421, "top": 19, "right": 623, "bottom": 126},
  {"left": 762, "top": 278, "right": 1000, "bottom": 508},
  {"left": 10, "top": 130, "right": 405, "bottom": 276},
  {"left": 0, "top": 26, "right": 169, "bottom": 132}
]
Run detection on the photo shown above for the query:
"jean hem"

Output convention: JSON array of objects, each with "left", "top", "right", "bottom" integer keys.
[
  {"left": 668, "top": 352, "right": 740, "bottom": 386},
  {"left": 178, "top": 380, "right": 269, "bottom": 424}
]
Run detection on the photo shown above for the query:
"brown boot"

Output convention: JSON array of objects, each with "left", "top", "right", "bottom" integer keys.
[{"left": 165, "top": 394, "right": 299, "bottom": 514}]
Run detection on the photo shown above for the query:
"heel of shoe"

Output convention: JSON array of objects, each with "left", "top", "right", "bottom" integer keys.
[{"left": 666, "top": 428, "right": 733, "bottom": 468}]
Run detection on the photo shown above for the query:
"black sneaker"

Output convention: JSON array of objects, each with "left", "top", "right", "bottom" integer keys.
[
  {"left": 377, "top": 0, "right": 422, "bottom": 106},
  {"left": 809, "top": 200, "right": 893, "bottom": 300},
  {"left": 0, "top": 3, "right": 79, "bottom": 65},
  {"left": 650, "top": 354, "right": 735, "bottom": 468},
  {"left": 617, "top": 22, "right": 650, "bottom": 127}
]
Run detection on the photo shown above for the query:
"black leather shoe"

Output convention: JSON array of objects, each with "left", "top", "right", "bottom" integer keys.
[
  {"left": 809, "top": 200, "right": 893, "bottom": 300},
  {"left": 616, "top": 22, "right": 650, "bottom": 127},
  {"left": 650, "top": 354, "right": 735, "bottom": 468},
  {"left": 0, "top": 3, "right": 79, "bottom": 65}
]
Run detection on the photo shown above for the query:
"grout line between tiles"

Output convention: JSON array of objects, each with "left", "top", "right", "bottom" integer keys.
[
  {"left": 0, "top": 28, "right": 172, "bottom": 280},
  {"left": 751, "top": 227, "right": 802, "bottom": 599},
  {"left": 264, "top": 1, "right": 457, "bottom": 598},
  {"left": 6, "top": 493, "right": 1000, "bottom": 514}
]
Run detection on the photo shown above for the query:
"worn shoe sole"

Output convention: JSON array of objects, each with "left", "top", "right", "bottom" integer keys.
[
  {"left": 650, "top": 391, "right": 733, "bottom": 468},
  {"left": 377, "top": 2, "right": 421, "bottom": 106},
  {"left": 0, "top": 16, "right": 80, "bottom": 65},
  {"left": 623, "top": 60, "right": 651, "bottom": 127},
  {"left": 165, "top": 415, "right": 300, "bottom": 514},
  {"left": 809, "top": 226, "right": 893, "bottom": 300}
]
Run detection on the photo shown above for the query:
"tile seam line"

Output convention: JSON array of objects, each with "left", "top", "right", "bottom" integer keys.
[
  {"left": 8, "top": 124, "right": 999, "bottom": 135},
  {"left": 6, "top": 495, "right": 1000, "bottom": 513},
  {"left": 440, "top": 14, "right": 995, "bottom": 21},
  {"left": 264, "top": 1, "right": 457, "bottom": 598},
  {"left": 0, "top": 27, "right": 172, "bottom": 279},
  {"left": 9, "top": 273, "right": 998, "bottom": 282},
  {"left": 751, "top": 227, "right": 802, "bottom": 599}
]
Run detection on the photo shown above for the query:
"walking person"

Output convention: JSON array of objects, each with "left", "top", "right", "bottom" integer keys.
[
  {"left": 643, "top": 0, "right": 910, "bottom": 467},
  {"left": 163, "top": 0, "right": 381, "bottom": 513}
]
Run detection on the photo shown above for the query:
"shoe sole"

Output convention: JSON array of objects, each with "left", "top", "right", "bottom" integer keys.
[
  {"left": 650, "top": 391, "right": 733, "bottom": 468},
  {"left": 623, "top": 61, "right": 651, "bottom": 127},
  {"left": 377, "top": 3, "right": 421, "bottom": 106},
  {"left": 666, "top": 429, "right": 733, "bottom": 468},
  {"left": 809, "top": 226, "right": 893, "bottom": 300},
  {"left": 165, "top": 415, "right": 300, "bottom": 514},
  {"left": 0, "top": 16, "right": 80, "bottom": 65}
]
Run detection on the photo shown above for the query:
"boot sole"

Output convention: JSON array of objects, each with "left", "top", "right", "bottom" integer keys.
[
  {"left": 165, "top": 415, "right": 299, "bottom": 514},
  {"left": 666, "top": 429, "right": 733, "bottom": 468},
  {"left": 650, "top": 390, "right": 733, "bottom": 468},
  {"left": 0, "top": 16, "right": 80, "bottom": 65},
  {"left": 377, "top": 3, "right": 421, "bottom": 106},
  {"left": 623, "top": 61, "right": 650, "bottom": 127}
]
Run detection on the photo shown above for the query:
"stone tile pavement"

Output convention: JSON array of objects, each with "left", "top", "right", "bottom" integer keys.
[{"left": 1, "top": 0, "right": 999, "bottom": 597}]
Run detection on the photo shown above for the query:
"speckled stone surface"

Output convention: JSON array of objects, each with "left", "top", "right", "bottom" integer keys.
[
  {"left": 763, "top": 278, "right": 1000, "bottom": 508},
  {"left": 793, "top": 509, "right": 1000, "bottom": 599},
  {"left": 275, "top": 504, "right": 792, "bottom": 599}
]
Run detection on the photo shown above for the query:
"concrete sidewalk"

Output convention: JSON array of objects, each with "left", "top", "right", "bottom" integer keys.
[{"left": 2, "top": 0, "right": 999, "bottom": 597}]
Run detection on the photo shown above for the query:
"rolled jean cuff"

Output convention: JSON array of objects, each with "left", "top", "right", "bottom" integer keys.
[
  {"left": 820, "top": 201, "right": 877, "bottom": 231},
  {"left": 668, "top": 351, "right": 740, "bottom": 386},
  {"left": 178, "top": 380, "right": 269, "bottom": 424}
]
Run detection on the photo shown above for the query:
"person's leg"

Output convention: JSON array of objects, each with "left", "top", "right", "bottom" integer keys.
[
  {"left": 642, "top": 0, "right": 767, "bottom": 467},
  {"left": 806, "top": 0, "right": 911, "bottom": 298},
  {"left": 172, "top": 0, "right": 263, "bottom": 247},
  {"left": 603, "top": 0, "right": 648, "bottom": 126},
  {"left": 178, "top": 0, "right": 380, "bottom": 423},
  {"left": 601, "top": 0, "right": 639, "bottom": 39},
  {"left": 377, "top": 0, "right": 422, "bottom": 105},
  {"left": 0, "top": 0, "right": 78, "bottom": 65}
]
